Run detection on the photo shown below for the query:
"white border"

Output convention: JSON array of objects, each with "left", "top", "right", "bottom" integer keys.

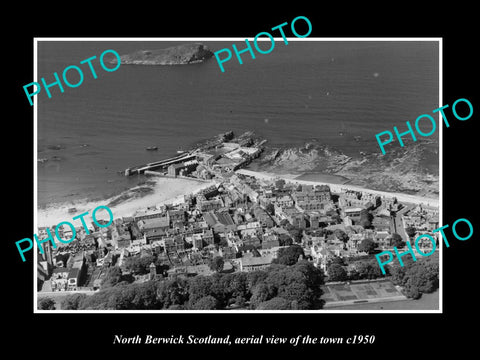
[{"left": 33, "top": 37, "right": 443, "bottom": 314}]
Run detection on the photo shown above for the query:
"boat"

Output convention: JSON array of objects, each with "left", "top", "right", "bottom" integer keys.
[
  {"left": 177, "top": 149, "right": 185, "bottom": 154},
  {"left": 146, "top": 146, "right": 158, "bottom": 151},
  {"left": 354, "top": 136, "right": 362, "bottom": 142}
]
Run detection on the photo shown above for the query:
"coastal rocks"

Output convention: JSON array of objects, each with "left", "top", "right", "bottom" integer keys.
[
  {"left": 254, "top": 141, "right": 439, "bottom": 198},
  {"left": 258, "top": 144, "right": 351, "bottom": 173},
  {"left": 117, "top": 43, "right": 214, "bottom": 65}
]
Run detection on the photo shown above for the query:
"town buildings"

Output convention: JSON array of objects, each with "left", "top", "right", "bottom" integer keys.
[{"left": 37, "top": 133, "right": 438, "bottom": 294}]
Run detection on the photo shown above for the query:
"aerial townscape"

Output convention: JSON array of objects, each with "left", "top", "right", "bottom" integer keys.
[{"left": 37, "top": 131, "right": 440, "bottom": 311}]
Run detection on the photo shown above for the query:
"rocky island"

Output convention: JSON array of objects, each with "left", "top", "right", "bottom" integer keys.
[{"left": 116, "top": 43, "right": 214, "bottom": 65}]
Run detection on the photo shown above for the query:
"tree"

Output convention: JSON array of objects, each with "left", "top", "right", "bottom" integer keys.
[
  {"left": 187, "top": 276, "right": 214, "bottom": 308},
  {"left": 289, "top": 227, "right": 303, "bottom": 243},
  {"left": 262, "top": 261, "right": 324, "bottom": 310},
  {"left": 123, "top": 254, "right": 156, "bottom": 275},
  {"left": 61, "top": 293, "right": 87, "bottom": 310},
  {"left": 102, "top": 266, "right": 124, "bottom": 288},
  {"left": 359, "top": 211, "right": 373, "bottom": 228},
  {"left": 327, "top": 263, "right": 348, "bottom": 282},
  {"left": 249, "top": 283, "right": 273, "bottom": 309},
  {"left": 192, "top": 295, "right": 219, "bottom": 310},
  {"left": 405, "top": 226, "right": 417, "bottom": 238},
  {"left": 394, "top": 255, "right": 439, "bottom": 299},
  {"left": 355, "top": 260, "right": 386, "bottom": 279},
  {"left": 391, "top": 233, "right": 405, "bottom": 248},
  {"left": 358, "top": 239, "right": 377, "bottom": 254},
  {"left": 272, "top": 245, "right": 305, "bottom": 266},
  {"left": 334, "top": 229, "right": 349, "bottom": 243},
  {"left": 257, "top": 297, "right": 291, "bottom": 310},
  {"left": 156, "top": 278, "right": 189, "bottom": 309},
  {"left": 265, "top": 203, "right": 275, "bottom": 215},
  {"left": 219, "top": 272, "right": 249, "bottom": 306},
  {"left": 38, "top": 297, "right": 56, "bottom": 310},
  {"left": 209, "top": 256, "right": 225, "bottom": 273},
  {"left": 278, "top": 233, "right": 293, "bottom": 247},
  {"left": 329, "top": 256, "right": 346, "bottom": 267}
]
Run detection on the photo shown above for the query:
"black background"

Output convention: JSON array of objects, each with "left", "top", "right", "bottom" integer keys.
[{"left": 6, "top": 4, "right": 478, "bottom": 356}]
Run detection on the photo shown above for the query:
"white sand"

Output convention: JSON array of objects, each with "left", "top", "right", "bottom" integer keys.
[{"left": 37, "top": 177, "right": 216, "bottom": 228}]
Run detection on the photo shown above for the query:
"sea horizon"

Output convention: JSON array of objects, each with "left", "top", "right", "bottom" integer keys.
[{"left": 37, "top": 39, "right": 440, "bottom": 213}]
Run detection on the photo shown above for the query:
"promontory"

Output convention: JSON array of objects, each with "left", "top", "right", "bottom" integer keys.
[{"left": 116, "top": 43, "right": 214, "bottom": 65}]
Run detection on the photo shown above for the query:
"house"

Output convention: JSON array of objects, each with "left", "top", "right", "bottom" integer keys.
[
  {"left": 186, "top": 229, "right": 214, "bottom": 250},
  {"left": 252, "top": 206, "right": 274, "bottom": 227},
  {"left": 137, "top": 217, "right": 170, "bottom": 232},
  {"left": 133, "top": 208, "right": 165, "bottom": 222},
  {"left": 188, "top": 233, "right": 204, "bottom": 250},
  {"left": 67, "top": 261, "right": 84, "bottom": 291},
  {"left": 202, "top": 229, "right": 215, "bottom": 246},
  {"left": 167, "top": 160, "right": 198, "bottom": 177},
  {"left": 343, "top": 207, "right": 367, "bottom": 222},
  {"left": 291, "top": 184, "right": 331, "bottom": 203},
  {"left": 161, "top": 238, "right": 176, "bottom": 253},
  {"left": 173, "top": 236, "right": 185, "bottom": 252},
  {"left": 374, "top": 231, "right": 391, "bottom": 248},
  {"left": 372, "top": 216, "right": 392, "bottom": 232},
  {"left": 203, "top": 211, "right": 236, "bottom": 233},
  {"left": 310, "top": 245, "right": 335, "bottom": 272},
  {"left": 197, "top": 198, "right": 224, "bottom": 212},
  {"left": 111, "top": 224, "right": 132, "bottom": 249},
  {"left": 51, "top": 267, "right": 69, "bottom": 280},
  {"left": 415, "top": 232, "right": 437, "bottom": 253},
  {"left": 238, "top": 254, "right": 273, "bottom": 272},
  {"left": 261, "top": 235, "right": 280, "bottom": 249},
  {"left": 273, "top": 195, "right": 294, "bottom": 208},
  {"left": 237, "top": 221, "right": 263, "bottom": 238},
  {"left": 167, "top": 209, "right": 186, "bottom": 224},
  {"left": 242, "top": 235, "right": 262, "bottom": 248},
  {"left": 219, "top": 246, "right": 238, "bottom": 260}
]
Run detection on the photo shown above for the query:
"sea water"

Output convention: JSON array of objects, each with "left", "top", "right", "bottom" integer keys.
[{"left": 37, "top": 40, "right": 439, "bottom": 208}]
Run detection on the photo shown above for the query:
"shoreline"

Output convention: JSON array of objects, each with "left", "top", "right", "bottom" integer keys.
[
  {"left": 37, "top": 176, "right": 216, "bottom": 228},
  {"left": 236, "top": 169, "right": 439, "bottom": 208}
]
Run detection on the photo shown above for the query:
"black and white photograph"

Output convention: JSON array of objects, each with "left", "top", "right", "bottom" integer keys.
[
  {"left": 33, "top": 38, "right": 441, "bottom": 313},
  {"left": 7, "top": 6, "right": 478, "bottom": 356}
]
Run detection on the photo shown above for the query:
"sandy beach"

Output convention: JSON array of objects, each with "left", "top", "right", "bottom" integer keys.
[{"left": 36, "top": 177, "right": 216, "bottom": 228}]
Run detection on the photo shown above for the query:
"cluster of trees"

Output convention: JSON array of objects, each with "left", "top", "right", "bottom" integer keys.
[
  {"left": 326, "top": 257, "right": 385, "bottom": 282},
  {"left": 389, "top": 253, "right": 439, "bottom": 299},
  {"left": 38, "top": 297, "right": 56, "bottom": 310},
  {"left": 390, "top": 233, "right": 406, "bottom": 248},
  {"left": 356, "top": 233, "right": 405, "bottom": 255},
  {"left": 208, "top": 256, "right": 224, "bottom": 273},
  {"left": 279, "top": 221, "right": 303, "bottom": 243},
  {"left": 359, "top": 211, "right": 374, "bottom": 228},
  {"left": 122, "top": 254, "right": 169, "bottom": 276},
  {"left": 272, "top": 244, "right": 305, "bottom": 265},
  {"left": 357, "top": 239, "right": 377, "bottom": 254},
  {"left": 62, "top": 252, "right": 324, "bottom": 310}
]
